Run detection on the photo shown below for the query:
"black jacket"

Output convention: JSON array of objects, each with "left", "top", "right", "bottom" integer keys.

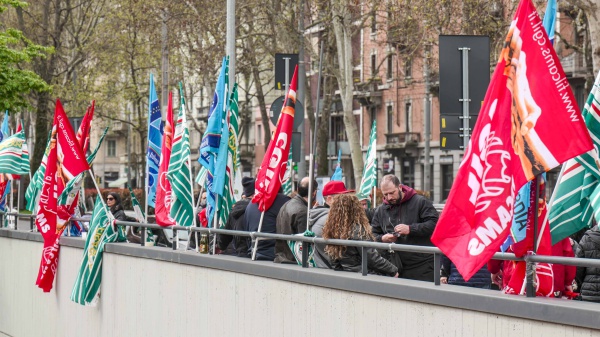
[
  {"left": 218, "top": 199, "right": 251, "bottom": 257},
  {"left": 245, "top": 193, "right": 290, "bottom": 260},
  {"left": 371, "top": 185, "right": 439, "bottom": 281},
  {"left": 330, "top": 226, "right": 398, "bottom": 276},
  {"left": 576, "top": 227, "right": 600, "bottom": 302},
  {"left": 274, "top": 195, "right": 309, "bottom": 264},
  {"left": 441, "top": 255, "right": 491, "bottom": 288}
]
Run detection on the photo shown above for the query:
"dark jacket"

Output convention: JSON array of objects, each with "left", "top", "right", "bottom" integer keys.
[
  {"left": 576, "top": 227, "right": 600, "bottom": 302},
  {"left": 308, "top": 205, "right": 332, "bottom": 268},
  {"left": 245, "top": 193, "right": 290, "bottom": 261},
  {"left": 274, "top": 195, "right": 309, "bottom": 264},
  {"left": 371, "top": 185, "right": 439, "bottom": 281},
  {"left": 330, "top": 226, "right": 398, "bottom": 276},
  {"left": 365, "top": 208, "right": 375, "bottom": 224},
  {"left": 218, "top": 198, "right": 251, "bottom": 257},
  {"left": 441, "top": 255, "right": 491, "bottom": 288}
]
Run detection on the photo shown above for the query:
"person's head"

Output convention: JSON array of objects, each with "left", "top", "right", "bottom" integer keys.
[
  {"left": 242, "top": 177, "right": 255, "bottom": 199},
  {"left": 359, "top": 198, "right": 369, "bottom": 210},
  {"left": 298, "top": 177, "right": 318, "bottom": 199},
  {"left": 200, "top": 191, "right": 207, "bottom": 208},
  {"left": 322, "top": 181, "right": 354, "bottom": 206},
  {"left": 106, "top": 192, "right": 121, "bottom": 210},
  {"left": 322, "top": 194, "right": 372, "bottom": 260},
  {"left": 380, "top": 174, "right": 403, "bottom": 205}
]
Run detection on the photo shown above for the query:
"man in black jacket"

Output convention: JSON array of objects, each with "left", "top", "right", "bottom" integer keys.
[
  {"left": 371, "top": 174, "right": 439, "bottom": 282},
  {"left": 217, "top": 177, "right": 255, "bottom": 257},
  {"left": 245, "top": 189, "right": 290, "bottom": 261},
  {"left": 274, "top": 177, "right": 317, "bottom": 264}
]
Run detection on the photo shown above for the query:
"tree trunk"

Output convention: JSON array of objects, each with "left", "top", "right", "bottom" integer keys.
[
  {"left": 317, "top": 75, "right": 334, "bottom": 176},
  {"left": 585, "top": 2, "right": 600, "bottom": 76},
  {"left": 331, "top": 1, "right": 363, "bottom": 188}
]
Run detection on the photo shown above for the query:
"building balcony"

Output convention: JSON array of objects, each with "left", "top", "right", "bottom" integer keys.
[
  {"left": 385, "top": 132, "right": 420, "bottom": 149},
  {"left": 561, "top": 52, "right": 587, "bottom": 78},
  {"left": 353, "top": 78, "right": 383, "bottom": 107}
]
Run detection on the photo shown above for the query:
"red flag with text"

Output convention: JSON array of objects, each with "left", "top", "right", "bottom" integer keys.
[
  {"left": 252, "top": 66, "right": 298, "bottom": 212},
  {"left": 431, "top": 0, "right": 593, "bottom": 281},
  {"left": 36, "top": 99, "right": 90, "bottom": 292},
  {"left": 156, "top": 92, "right": 175, "bottom": 226}
]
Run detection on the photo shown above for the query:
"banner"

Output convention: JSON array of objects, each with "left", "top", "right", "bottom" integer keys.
[
  {"left": 147, "top": 74, "right": 163, "bottom": 208},
  {"left": 252, "top": 65, "right": 298, "bottom": 212},
  {"left": 356, "top": 121, "right": 377, "bottom": 200},
  {"left": 431, "top": 0, "right": 593, "bottom": 281},
  {"left": 155, "top": 92, "right": 175, "bottom": 226}
]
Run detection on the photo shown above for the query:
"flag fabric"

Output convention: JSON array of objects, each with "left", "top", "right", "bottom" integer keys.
[
  {"left": 214, "top": 84, "right": 240, "bottom": 228},
  {"left": 147, "top": 74, "right": 163, "bottom": 208},
  {"left": 253, "top": 65, "right": 298, "bottom": 212},
  {"left": 25, "top": 134, "right": 51, "bottom": 212},
  {"left": 282, "top": 144, "right": 293, "bottom": 195},
  {"left": 155, "top": 92, "right": 175, "bottom": 226},
  {"left": 166, "top": 84, "right": 194, "bottom": 227},
  {"left": 542, "top": 0, "right": 556, "bottom": 44},
  {"left": 331, "top": 149, "right": 343, "bottom": 181},
  {"left": 548, "top": 72, "right": 600, "bottom": 243},
  {"left": 195, "top": 166, "right": 208, "bottom": 187},
  {"left": 0, "top": 130, "right": 30, "bottom": 175},
  {"left": 430, "top": 0, "right": 593, "bottom": 281},
  {"left": 0, "top": 111, "right": 10, "bottom": 211},
  {"left": 6, "top": 120, "right": 26, "bottom": 180},
  {"left": 200, "top": 57, "right": 228, "bottom": 227},
  {"left": 356, "top": 121, "right": 377, "bottom": 200},
  {"left": 71, "top": 196, "right": 125, "bottom": 305},
  {"left": 35, "top": 99, "right": 90, "bottom": 292}
]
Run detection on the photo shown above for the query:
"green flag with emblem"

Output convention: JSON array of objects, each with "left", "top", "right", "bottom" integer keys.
[
  {"left": 25, "top": 134, "right": 51, "bottom": 211},
  {"left": 0, "top": 129, "right": 29, "bottom": 175},
  {"left": 282, "top": 144, "right": 293, "bottom": 196},
  {"left": 356, "top": 121, "right": 377, "bottom": 200},
  {"left": 217, "top": 84, "right": 240, "bottom": 228}
]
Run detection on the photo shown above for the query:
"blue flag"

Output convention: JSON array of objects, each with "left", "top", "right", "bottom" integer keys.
[
  {"left": 542, "top": 0, "right": 556, "bottom": 44},
  {"left": 200, "top": 57, "right": 228, "bottom": 227},
  {"left": 147, "top": 74, "right": 163, "bottom": 208},
  {"left": 331, "top": 149, "right": 343, "bottom": 181},
  {"left": 0, "top": 111, "right": 10, "bottom": 212}
]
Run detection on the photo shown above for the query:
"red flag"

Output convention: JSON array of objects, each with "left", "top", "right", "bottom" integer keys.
[
  {"left": 36, "top": 99, "right": 90, "bottom": 292},
  {"left": 76, "top": 101, "right": 95, "bottom": 154},
  {"left": 431, "top": 0, "right": 593, "bottom": 281},
  {"left": 252, "top": 66, "right": 298, "bottom": 212},
  {"left": 156, "top": 92, "right": 175, "bottom": 226}
]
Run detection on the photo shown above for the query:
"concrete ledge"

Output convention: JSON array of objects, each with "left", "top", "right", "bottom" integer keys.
[{"left": 3, "top": 228, "right": 600, "bottom": 330}]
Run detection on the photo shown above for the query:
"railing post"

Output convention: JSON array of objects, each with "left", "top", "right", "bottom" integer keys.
[
  {"left": 30, "top": 215, "right": 34, "bottom": 231},
  {"left": 525, "top": 254, "right": 535, "bottom": 297},
  {"left": 140, "top": 225, "right": 146, "bottom": 247},
  {"left": 433, "top": 252, "right": 441, "bottom": 285},
  {"left": 361, "top": 247, "right": 368, "bottom": 276},
  {"left": 172, "top": 228, "right": 178, "bottom": 251},
  {"left": 301, "top": 241, "right": 308, "bottom": 268},
  {"left": 0, "top": 212, "right": 3, "bottom": 229}
]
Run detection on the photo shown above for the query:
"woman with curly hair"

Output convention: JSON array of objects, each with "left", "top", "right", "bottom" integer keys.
[{"left": 322, "top": 194, "right": 399, "bottom": 277}]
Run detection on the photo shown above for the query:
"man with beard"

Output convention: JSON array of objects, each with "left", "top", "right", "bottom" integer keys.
[{"left": 371, "top": 175, "right": 439, "bottom": 281}]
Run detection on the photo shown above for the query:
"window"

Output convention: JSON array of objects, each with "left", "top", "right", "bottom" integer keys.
[
  {"left": 405, "top": 58, "right": 412, "bottom": 78},
  {"left": 371, "top": 53, "right": 377, "bottom": 76},
  {"left": 405, "top": 102, "right": 412, "bottom": 133},
  {"left": 107, "top": 139, "right": 116, "bottom": 157},
  {"left": 257, "top": 124, "right": 262, "bottom": 145},
  {"left": 330, "top": 115, "right": 347, "bottom": 142},
  {"left": 387, "top": 55, "right": 393, "bottom": 80},
  {"left": 402, "top": 158, "right": 415, "bottom": 188},
  {"left": 441, "top": 164, "right": 453, "bottom": 201},
  {"left": 370, "top": 12, "right": 377, "bottom": 35},
  {"left": 387, "top": 104, "right": 394, "bottom": 134}
]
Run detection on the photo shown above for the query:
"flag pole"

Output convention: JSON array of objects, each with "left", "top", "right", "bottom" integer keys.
[
  {"left": 372, "top": 186, "right": 376, "bottom": 208},
  {"left": 212, "top": 197, "right": 219, "bottom": 254},
  {"left": 88, "top": 168, "right": 114, "bottom": 222},
  {"left": 251, "top": 211, "right": 265, "bottom": 260}
]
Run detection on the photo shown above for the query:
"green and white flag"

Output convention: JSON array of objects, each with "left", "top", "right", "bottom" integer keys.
[
  {"left": 217, "top": 84, "right": 240, "bottom": 228},
  {"left": 128, "top": 187, "right": 154, "bottom": 243},
  {"left": 195, "top": 166, "right": 208, "bottom": 187},
  {"left": 356, "top": 121, "right": 377, "bottom": 200},
  {"left": 282, "top": 144, "right": 293, "bottom": 196},
  {"left": 25, "top": 134, "right": 51, "bottom": 212},
  {"left": 58, "top": 127, "right": 108, "bottom": 205},
  {"left": 0, "top": 130, "right": 29, "bottom": 175},
  {"left": 71, "top": 196, "right": 125, "bottom": 306},
  {"left": 167, "top": 83, "right": 194, "bottom": 227},
  {"left": 549, "top": 72, "right": 600, "bottom": 244}
]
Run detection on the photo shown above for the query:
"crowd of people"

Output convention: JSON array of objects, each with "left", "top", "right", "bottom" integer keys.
[{"left": 107, "top": 173, "right": 600, "bottom": 302}]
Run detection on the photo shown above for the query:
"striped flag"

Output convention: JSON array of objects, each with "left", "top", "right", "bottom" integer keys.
[
  {"left": 7, "top": 121, "right": 26, "bottom": 180},
  {"left": 214, "top": 84, "right": 239, "bottom": 228},
  {"left": 282, "top": 144, "right": 293, "bottom": 195},
  {"left": 549, "top": 72, "right": 600, "bottom": 243},
  {"left": 128, "top": 187, "right": 154, "bottom": 243},
  {"left": 166, "top": 84, "right": 194, "bottom": 227},
  {"left": 147, "top": 74, "right": 163, "bottom": 208},
  {"left": 356, "top": 121, "right": 377, "bottom": 200},
  {"left": 71, "top": 196, "right": 125, "bottom": 305},
  {"left": 0, "top": 129, "right": 30, "bottom": 175},
  {"left": 25, "top": 134, "right": 51, "bottom": 211},
  {"left": 331, "top": 149, "right": 343, "bottom": 181}
]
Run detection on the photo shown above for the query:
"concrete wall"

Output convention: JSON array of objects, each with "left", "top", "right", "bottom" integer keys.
[{"left": 1, "top": 231, "right": 600, "bottom": 337}]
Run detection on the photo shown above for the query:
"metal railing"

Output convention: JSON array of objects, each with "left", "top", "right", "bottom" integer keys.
[{"left": 4, "top": 210, "right": 600, "bottom": 298}]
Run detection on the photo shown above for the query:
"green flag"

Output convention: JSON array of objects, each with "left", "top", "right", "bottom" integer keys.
[
  {"left": 0, "top": 130, "right": 29, "bottom": 175},
  {"left": 549, "top": 72, "right": 600, "bottom": 244},
  {"left": 217, "top": 84, "right": 240, "bottom": 228},
  {"left": 282, "top": 144, "right": 293, "bottom": 196},
  {"left": 25, "top": 134, "right": 51, "bottom": 211},
  {"left": 167, "top": 83, "right": 194, "bottom": 227},
  {"left": 128, "top": 187, "right": 154, "bottom": 243},
  {"left": 356, "top": 121, "right": 377, "bottom": 200},
  {"left": 71, "top": 196, "right": 125, "bottom": 305}
]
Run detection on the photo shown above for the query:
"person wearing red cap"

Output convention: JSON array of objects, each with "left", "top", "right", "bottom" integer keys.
[
  {"left": 308, "top": 180, "right": 354, "bottom": 268},
  {"left": 371, "top": 174, "right": 439, "bottom": 282}
]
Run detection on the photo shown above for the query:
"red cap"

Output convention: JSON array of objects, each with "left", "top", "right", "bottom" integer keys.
[{"left": 322, "top": 181, "right": 354, "bottom": 196}]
